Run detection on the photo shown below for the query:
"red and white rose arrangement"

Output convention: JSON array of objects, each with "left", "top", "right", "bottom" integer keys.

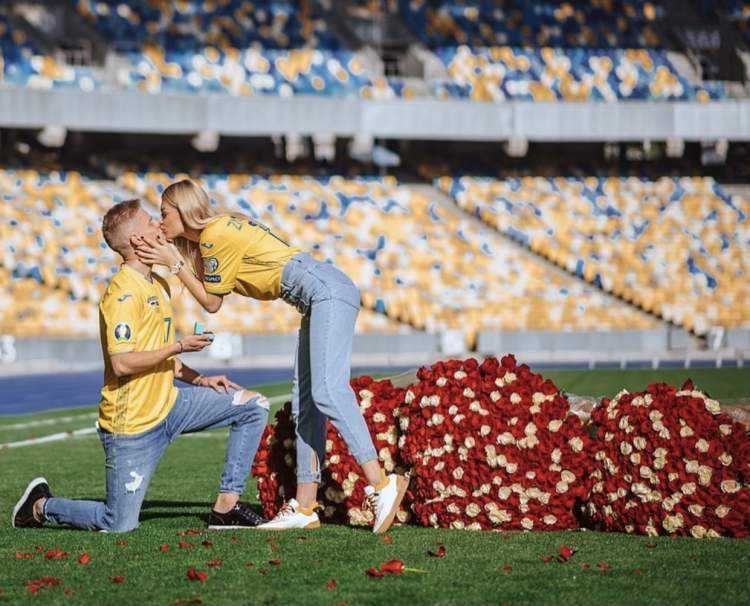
[
  {"left": 584, "top": 380, "right": 750, "bottom": 538},
  {"left": 253, "top": 358, "right": 750, "bottom": 538}
]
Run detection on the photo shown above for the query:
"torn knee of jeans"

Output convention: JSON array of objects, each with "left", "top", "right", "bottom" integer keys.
[
  {"left": 124, "top": 470, "right": 144, "bottom": 493},
  {"left": 232, "top": 389, "right": 270, "bottom": 411}
]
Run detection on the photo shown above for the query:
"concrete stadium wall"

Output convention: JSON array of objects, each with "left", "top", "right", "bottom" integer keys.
[
  {"left": 476, "top": 328, "right": 671, "bottom": 354},
  {"left": 2, "top": 87, "right": 750, "bottom": 141}
]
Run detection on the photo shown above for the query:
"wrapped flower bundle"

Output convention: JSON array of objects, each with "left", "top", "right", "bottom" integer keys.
[
  {"left": 584, "top": 380, "right": 750, "bottom": 538},
  {"left": 397, "top": 355, "right": 592, "bottom": 531}
]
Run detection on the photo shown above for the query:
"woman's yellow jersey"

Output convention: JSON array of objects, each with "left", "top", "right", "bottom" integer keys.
[
  {"left": 98, "top": 265, "right": 178, "bottom": 435},
  {"left": 199, "top": 215, "right": 300, "bottom": 300}
]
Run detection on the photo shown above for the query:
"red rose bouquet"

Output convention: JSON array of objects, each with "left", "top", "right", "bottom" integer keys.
[
  {"left": 584, "top": 380, "right": 750, "bottom": 537},
  {"left": 398, "top": 355, "right": 592, "bottom": 531}
]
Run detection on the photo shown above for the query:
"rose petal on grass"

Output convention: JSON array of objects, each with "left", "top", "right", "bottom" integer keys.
[
  {"left": 540, "top": 556, "right": 554, "bottom": 564},
  {"left": 634, "top": 568, "right": 643, "bottom": 575},
  {"left": 597, "top": 562, "right": 612, "bottom": 571},
  {"left": 206, "top": 560, "right": 222, "bottom": 568},
  {"left": 178, "top": 540, "right": 192, "bottom": 549},
  {"left": 109, "top": 576, "right": 125, "bottom": 584},
  {"left": 427, "top": 545, "right": 446, "bottom": 558},
  {"left": 502, "top": 564, "right": 512, "bottom": 574},
  {"left": 558, "top": 546, "right": 575, "bottom": 562},
  {"left": 44, "top": 548, "right": 69, "bottom": 560},
  {"left": 16, "top": 552, "right": 35, "bottom": 559},
  {"left": 201, "top": 540, "right": 213, "bottom": 548},
  {"left": 186, "top": 567, "right": 207, "bottom": 582},
  {"left": 382, "top": 534, "right": 393, "bottom": 544},
  {"left": 115, "top": 540, "right": 128, "bottom": 547},
  {"left": 160, "top": 544, "right": 170, "bottom": 553},
  {"left": 326, "top": 579, "right": 338, "bottom": 590},
  {"left": 77, "top": 553, "right": 91, "bottom": 565},
  {"left": 269, "top": 558, "right": 282, "bottom": 566},
  {"left": 365, "top": 567, "right": 384, "bottom": 578},
  {"left": 25, "top": 577, "right": 62, "bottom": 595},
  {"left": 379, "top": 560, "right": 405, "bottom": 575}
]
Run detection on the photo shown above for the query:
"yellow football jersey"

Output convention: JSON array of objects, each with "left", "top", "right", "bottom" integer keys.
[
  {"left": 98, "top": 265, "right": 178, "bottom": 435},
  {"left": 199, "top": 215, "right": 300, "bottom": 300}
]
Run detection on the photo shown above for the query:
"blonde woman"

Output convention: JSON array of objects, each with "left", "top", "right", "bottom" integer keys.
[{"left": 132, "top": 179, "right": 408, "bottom": 533}]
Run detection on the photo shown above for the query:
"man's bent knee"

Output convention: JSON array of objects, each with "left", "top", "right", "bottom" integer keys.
[{"left": 232, "top": 389, "right": 270, "bottom": 412}]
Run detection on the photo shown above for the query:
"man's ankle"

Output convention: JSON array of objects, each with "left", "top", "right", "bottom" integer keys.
[
  {"left": 213, "top": 493, "right": 239, "bottom": 514},
  {"left": 32, "top": 498, "right": 46, "bottom": 523}
]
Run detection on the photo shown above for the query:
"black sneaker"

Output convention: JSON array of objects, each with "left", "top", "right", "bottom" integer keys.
[
  {"left": 207, "top": 502, "right": 267, "bottom": 530},
  {"left": 12, "top": 477, "right": 52, "bottom": 528}
]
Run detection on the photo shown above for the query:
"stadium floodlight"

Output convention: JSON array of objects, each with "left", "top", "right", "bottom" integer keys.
[
  {"left": 372, "top": 145, "right": 400, "bottom": 167},
  {"left": 666, "top": 137, "right": 685, "bottom": 158},
  {"left": 285, "top": 133, "right": 306, "bottom": 162},
  {"left": 37, "top": 125, "right": 66, "bottom": 148},
  {"left": 313, "top": 133, "right": 336, "bottom": 162},
  {"left": 349, "top": 132, "right": 374, "bottom": 163},
  {"left": 191, "top": 130, "right": 219, "bottom": 153},
  {"left": 503, "top": 137, "right": 528, "bottom": 158}
]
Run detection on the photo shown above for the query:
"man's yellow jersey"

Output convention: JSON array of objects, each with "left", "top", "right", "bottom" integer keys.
[
  {"left": 199, "top": 215, "right": 300, "bottom": 300},
  {"left": 98, "top": 265, "right": 178, "bottom": 435}
]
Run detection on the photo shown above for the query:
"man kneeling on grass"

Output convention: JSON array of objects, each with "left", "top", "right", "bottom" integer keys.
[{"left": 12, "top": 199, "right": 270, "bottom": 532}]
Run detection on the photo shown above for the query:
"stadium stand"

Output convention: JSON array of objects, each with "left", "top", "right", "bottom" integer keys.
[
  {"left": 117, "top": 170, "right": 654, "bottom": 341},
  {"left": 437, "top": 175, "right": 750, "bottom": 334}
]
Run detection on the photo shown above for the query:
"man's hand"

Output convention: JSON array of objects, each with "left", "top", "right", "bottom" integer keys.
[
  {"left": 178, "top": 334, "right": 214, "bottom": 352},
  {"left": 197, "top": 374, "right": 242, "bottom": 393}
]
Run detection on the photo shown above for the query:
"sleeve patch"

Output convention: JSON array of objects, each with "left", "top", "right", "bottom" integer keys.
[
  {"left": 113, "top": 323, "right": 133, "bottom": 342},
  {"left": 203, "top": 257, "right": 219, "bottom": 274},
  {"left": 204, "top": 274, "right": 222, "bottom": 283}
]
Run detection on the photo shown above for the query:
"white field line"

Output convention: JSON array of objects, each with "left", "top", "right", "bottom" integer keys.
[
  {"left": 0, "top": 393, "right": 291, "bottom": 449},
  {"left": 0, "top": 412, "right": 98, "bottom": 431}
]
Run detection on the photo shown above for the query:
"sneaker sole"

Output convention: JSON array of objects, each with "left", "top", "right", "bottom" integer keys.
[
  {"left": 207, "top": 525, "right": 265, "bottom": 530},
  {"left": 373, "top": 474, "right": 410, "bottom": 534},
  {"left": 255, "top": 520, "right": 321, "bottom": 531},
  {"left": 11, "top": 477, "right": 47, "bottom": 528}
]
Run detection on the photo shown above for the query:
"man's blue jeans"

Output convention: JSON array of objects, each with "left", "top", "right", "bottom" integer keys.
[
  {"left": 280, "top": 253, "right": 379, "bottom": 484},
  {"left": 43, "top": 386, "right": 269, "bottom": 532}
]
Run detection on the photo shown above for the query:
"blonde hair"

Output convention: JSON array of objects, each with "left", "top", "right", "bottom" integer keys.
[{"left": 162, "top": 179, "right": 218, "bottom": 278}]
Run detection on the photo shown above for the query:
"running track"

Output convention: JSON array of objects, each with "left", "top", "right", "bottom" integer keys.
[{"left": 0, "top": 366, "right": 413, "bottom": 416}]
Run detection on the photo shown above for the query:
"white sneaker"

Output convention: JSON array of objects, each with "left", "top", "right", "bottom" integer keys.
[
  {"left": 364, "top": 474, "right": 410, "bottom": 534},
  {"left": 256, "top": 499, "right": 320, "bottom": 530}
]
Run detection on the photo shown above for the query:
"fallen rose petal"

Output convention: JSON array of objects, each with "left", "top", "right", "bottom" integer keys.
[
  {"left": 597, "top": 562, "right": 612, "bottom": 571},
  {"left": 502, "top": 564, "right": 512, "bottom": 574},
  {"left": 77, "top": 553, "right": 91, "bottom": 565},
  {"left": 382, "top": 534, "right": 393, "bottom": 544},
  {"left": 634, "top": 568, "right": 643, "bottom": 575},
  {"left": 206, "top": 560, "right": 222, "bottom": 568},
  {"left": 365, "top": 567, "right": 384, "bottom": 578},
  {"left": 178, "top": 540, "right": 192, "bottom": 549},
  {"left": 380, "top": 559, "right": 405, "bottom": 575},
  {"left": 25, "top": 576, "right": 62, "bottom": 595},
  {"left": 428, "top": 545, "right": 447, "bottom": 558},
  {"left": 110, "top": 576, "right": 125, "bottom": 584},
  {"left": 16, "top": 552, "right": 35, "bottom": 559},
  {"left": 160, "top": 544, "right": 170, "bottom": 553},
  {"left": 558, "top": 546, "right": 575, "bottom": 562},
  {"left": 186, "top": 567, "right": 207, "bottom": 583},
  {"left": 269, "top": 558, "right": 282, "bottom": 566},
  {"left": 201, "top": 540, "right": 213, "bottom": 548},
  {"left": 326, "top": 579, "right": 338, "bottom": 590},
  {"left": 44, "top": 548, "right": 69, "bottom": 560},
  {"left": 115, "top": 540, "right": 128, "bottom": 547}
]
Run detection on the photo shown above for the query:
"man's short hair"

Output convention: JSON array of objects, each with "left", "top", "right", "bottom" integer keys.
[{"left": 102, "top": 199, "right": 141, "bottom": 256}]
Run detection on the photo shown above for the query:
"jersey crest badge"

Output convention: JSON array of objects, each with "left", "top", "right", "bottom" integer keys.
[
  {"left": 147, "top": 296, "right": 160, "bottom": 307},
  {"left": 114, "top": 323, "right": 132, "bottom": 342},
  {"left": 203, "top": 257, "right": 219, "bottom": 274}
]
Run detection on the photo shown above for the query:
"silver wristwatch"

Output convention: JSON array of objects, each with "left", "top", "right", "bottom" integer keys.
[{"left": 170, "top": 259, "right": 185, "bottom": 275}]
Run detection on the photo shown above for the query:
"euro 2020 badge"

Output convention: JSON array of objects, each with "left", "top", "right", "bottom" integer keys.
[
  {"left": 114, "top": 323, "right": 132, "bottom": 342},
  {"left": 203, "top": 257, "right": 219, "bottom": 274}
]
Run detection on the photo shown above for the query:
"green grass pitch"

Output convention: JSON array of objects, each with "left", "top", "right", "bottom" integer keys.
[{"left": 1, "top": 367, "right": 749, "bottom": 605}]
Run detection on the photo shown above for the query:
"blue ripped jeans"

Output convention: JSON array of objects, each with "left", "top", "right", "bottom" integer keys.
[
  {"left": 280, "top": 253, "right": 378, "bottom": 484},
  {"left": 43, "top": 387, "right": 268, "bottom": 532}
]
